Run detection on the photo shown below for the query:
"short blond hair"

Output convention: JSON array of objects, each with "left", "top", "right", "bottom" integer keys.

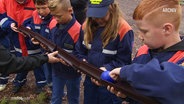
[
  {"left": 133, "top": 0, "right": 182, "bottom": 31},
  {"left": 48, "top": 0, "right": 71, "bottom": 11}
]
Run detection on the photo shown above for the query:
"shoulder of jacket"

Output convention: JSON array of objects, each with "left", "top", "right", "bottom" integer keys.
[
  {"left": 32, "top": 11, "right": 42, "bottom": 24},
  {"left": 118, "top": 18, "right": 132, "bottom": 40},
  {"left": 68, "top": 21, "right": 81, "bottom": 43},
  {"left": 49, "top": 18, "right": 57, "bottom": 30},
  {"left": 136, "top": 45, "right": 149, "bottom": 57},
  {"left": 168, "top": 51, "right": 184, "bottom": 63}
]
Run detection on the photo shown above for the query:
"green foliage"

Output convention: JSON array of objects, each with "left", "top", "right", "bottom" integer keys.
[
  {"left": 30, "top": 92, "right": 47, "bottom": 104},
  {"left": 0, "top": 97, "right": 8, "bottom": 104},
  {"left": 7, "top": 100, "right": 19, "bottom": 104},
  {"left": 0, "top": 92, "right": 48, "bottom": 104},
  {"left": 0, "top": 97, "right": 19, "bottom": 104}
]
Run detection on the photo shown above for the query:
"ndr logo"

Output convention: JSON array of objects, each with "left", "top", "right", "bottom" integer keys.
[{"left": 163, "top": 8, "right": 176, "bottom": 13}]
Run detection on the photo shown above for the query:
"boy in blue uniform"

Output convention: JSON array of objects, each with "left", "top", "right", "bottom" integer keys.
[
  {"left": 108, "top": 0, "right": 184, "bottom": 104},
  {"left": 75, "top": 0, "right": 134, "bottom": 104},
  {"left": 28, "top": 0, "right": 56, "bottom": 90},
  {"left": 48, "top": 0, "right": 82, "bottom": 103}
]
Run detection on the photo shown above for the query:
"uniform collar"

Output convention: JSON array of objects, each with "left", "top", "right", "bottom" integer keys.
[{"left": 153, "top": 37, "right": 184, "bottom": 53}]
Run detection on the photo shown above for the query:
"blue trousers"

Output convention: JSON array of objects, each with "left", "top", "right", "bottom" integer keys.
[
  {"left": 43, "top": 63, "right": 52, "bottom": 85},
  {"left": 51, "top": 75, "right": 81, "bottom": 104},
  {"left": 13, "top": 52, "right": 46, "bottom": 87},
  {"left": 13, "top": 66, "right": 47, "bottom": 87},
  {"left": 0, "top": 74, "right": 9, "bottom": 84},
  {"left": 84, "top": 76, "right": 122, "bottom": 104},
  {"left": 0, "top": 38, "right": 10, "bottom": 85}
]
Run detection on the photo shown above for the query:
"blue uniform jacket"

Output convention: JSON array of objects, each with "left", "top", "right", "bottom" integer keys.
[
  {"left": 0, "top": 5, "right": 10, "bottom": 49},
  {"left": 0, "top": 13, "right": 9, "bottom": 49},
  {"left": 0, "top": 27, "right": 9, "bottom": 49},
  {"left": 29, "top": 10, "right": 56, "bottom": 40},
  {"left": 51, "top": 16, "right": 81, "bottom": 79},
  {"left": 75, "top": 19, "right": 134, "bottom": 71},
  {"left": 29, "top": 10, "right": 56, "bottom": 51},
  {"left": 120, "top": 39, "right": 184, "bottom": 104}
]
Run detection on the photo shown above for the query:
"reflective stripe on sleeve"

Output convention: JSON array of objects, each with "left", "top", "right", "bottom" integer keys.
[
  {"left": 0, "top": 17, "right": 8, "bottom": 26},
  {"left": 102, "top": 49, "right": 117, "bottom": 55},
  {"left": 14, "top": 47, "right": 41, "bottom": 55}
]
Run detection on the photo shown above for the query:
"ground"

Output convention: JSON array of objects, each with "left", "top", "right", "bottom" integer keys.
[{"left": 0, "top": 0, "right": 184, "bottom": 104}]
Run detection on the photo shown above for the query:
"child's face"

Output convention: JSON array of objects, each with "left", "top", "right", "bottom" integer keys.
[
  {"left": 136, "top": 19, "right": 166, "bottom": 49},
  {"left": 91, "top": 11, "right": 110, "bottom": 27},
  {"left": 35, "top": 4, "right": 50, "bottom": 17},
  {"left": 51, "top": 5, "right": 72, "bottom": 24}
]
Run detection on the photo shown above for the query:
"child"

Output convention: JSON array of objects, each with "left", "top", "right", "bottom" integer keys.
[
  {"left": 28, "top": 0, "right": 56, "bottom": 90},
  {"left": 75, "top": 0, "right": 134, "bottom": 104},
  {"left": 48, "top": 0, "right": 82, "bottom": 103},
  {"left": 108, "top": 0, "right": 184, "bottom": 104}
]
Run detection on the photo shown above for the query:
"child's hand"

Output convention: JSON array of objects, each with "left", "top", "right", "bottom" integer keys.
[
  {"left": 99, "top": 67, "right": 107, "bottom": 71},
  {"left": 31, "top": 38, "right": 40, "bottom": 45},
  {"left": 107, "top": 85, "right": 127, "bottom": 98},
  {"left": 109, "top": 67, "right": 121, "bottom": 80},
  {"left": 10, "top": 23, "right": 19, "bottom": 32},
  {"left": 77, "top": 59, "right": 87, "bottom": 74},
  {"left": 91, "top": 77, "right": 102, "bottom": 86}
]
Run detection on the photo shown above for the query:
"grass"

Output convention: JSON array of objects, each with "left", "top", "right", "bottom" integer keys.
[{"left": 0, "top": 92, "right": 48, "bottom": 104}]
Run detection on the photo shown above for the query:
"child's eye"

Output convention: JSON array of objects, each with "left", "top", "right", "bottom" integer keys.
[
  {"left": 140, "top": 29, "right": 148, "bottom": 34},
  {"left": 142, "top": 30, "right": 148, "bottom": 34}
]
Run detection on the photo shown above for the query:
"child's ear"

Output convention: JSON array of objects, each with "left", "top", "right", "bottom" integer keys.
[{"left": 162, "top": 23, "right": 174, "bottom": 35}]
